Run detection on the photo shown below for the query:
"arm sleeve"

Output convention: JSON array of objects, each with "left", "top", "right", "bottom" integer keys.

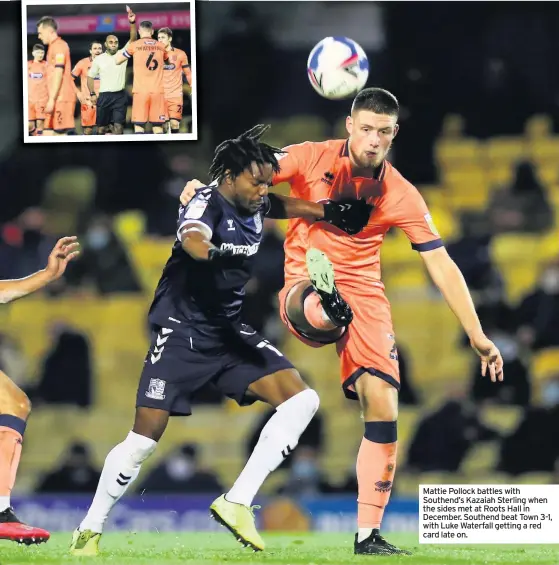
[
  {"left": 87, "top": 58, "right": 100, "bottom": 79},
  {"left": 177, "top": 188, "right": 220, "bottom": 240},
  {"left": 122, "top": 41, "right": 135, "bottom": 58},
  {"left": 54, "top": 48, "right": 66, "bottom": 69},
  {"left": 71, "top": 60, "right": 82, "bottom": 79},
  {"left": 391, "top": 186, "right": 444, "bottom": 252},
  {"left": 181, "top": 51, "right": 189, "bottom": 68}
]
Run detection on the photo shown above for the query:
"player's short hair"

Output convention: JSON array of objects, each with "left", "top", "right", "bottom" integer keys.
[
  {"left": 36, "top": 16, "right": 58, "bottom": 31},
  {"left": 90, "top": 40, "right": 103, "bottom": 50},
  {"left": 139, "top": 21, "right": 153, "bottom": 31},
  {"left": 32, "top": 43, "right": 45, "bottom": 51},
  {"left": 158, "top": 27, "right": 173, "bottom": 39},
  {"left": 209, "top": 124, "right": 285, "bottom": 184},
  {"left": 351, "top": 87, "right": 399, "bottom": 118}
]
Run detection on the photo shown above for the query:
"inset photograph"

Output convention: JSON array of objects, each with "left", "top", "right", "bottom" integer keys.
[{"left": 23, "top": 0, "right": 196, "bottom": 142}]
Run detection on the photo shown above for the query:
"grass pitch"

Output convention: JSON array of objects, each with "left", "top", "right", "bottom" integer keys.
[{"left": 1, "top": 532, "right": 559, "bottom": 565}]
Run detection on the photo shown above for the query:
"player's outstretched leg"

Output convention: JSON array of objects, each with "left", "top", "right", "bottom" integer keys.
[
  {"left": 352, "top": 373, "right": 411, "bottom": 556},
  {"left": 210, "top": 369, "right": 319, "bottom": 551},
  {"left": 70, "top": 407, "right": 165, "bottom": 556},
  {"left": 0, "top": 371, "right": 50, "bottom": 545},
  {"left": 306, "top": 248, "right": 353, "bottom": 327}
]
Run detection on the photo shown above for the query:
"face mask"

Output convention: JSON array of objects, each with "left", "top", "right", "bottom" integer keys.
[
  {"left": 292, "top": 460, "right": 318, "bottom": 481},
  {"left": 542, "top": 382, "right": 559, "bottom": 407},
  {"left": 166, "top": 457, "right": 193, "bottom": 480},
  {"left": 87, "top": 228, "right": 110, "bottom": 250},
  {"left": 541, "top": 270, "right": 559, "bottom": 294}
]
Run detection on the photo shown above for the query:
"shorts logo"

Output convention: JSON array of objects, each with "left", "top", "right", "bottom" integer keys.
[
  {"left": 159, "top": 114, "right": 166, "bottom": 121},
  {"left": 150, "top": 328, "right": 173, "bottom": 364},
  {"left": 375, "top": 480, "right": 392, "bottom": 493},
  {"left": 253, "top": 213, "right": 262, "bottom": 234},
  {"left": 145, "top": 378, "right": 166, "bottom": 400}
]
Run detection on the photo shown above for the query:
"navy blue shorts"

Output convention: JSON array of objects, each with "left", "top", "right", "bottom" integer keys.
[{"left": 136, "top": 322, "right": 294, "bottom": 416}]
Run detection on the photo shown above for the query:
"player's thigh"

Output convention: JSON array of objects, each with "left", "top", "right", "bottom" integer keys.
[
  {"left": 111, "top": 92, "right": 128, "bottom": 127},
  {"left": 279, "top": 281, "right": 344, "bottom": 346},
  {"left": 0, "top": 370, "right": 31, "bottom": 417},
  {"left": 131, "top": 92, "right": 149, "bottom": 125},
  {"left": 137, "top": 325, "right": 221, "bottom": 418},
  {"left": 81, "top": 104, "right": 96, "bottom": 128},
  {"left": 166, "top": 98, "right": 183, "bottom": 121},
  {"left": 43, "top": 111, "right": 53, "bottom": 131},
  {"left": 148, "top": 93, "right": 167, "bottom": 127},
  {"left": 215, "top": 328, "right": 300, "bottom": 408},
  {"left": 354, "top": 371, "right": 398, "bottom": 421},
  {"left": 28, "top": 102, "right": 37, "bottom": 122}
]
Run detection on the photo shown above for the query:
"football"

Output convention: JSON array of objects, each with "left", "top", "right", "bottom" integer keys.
[{"left": 307, "top": 36, "right": 369, "bottom": 100}]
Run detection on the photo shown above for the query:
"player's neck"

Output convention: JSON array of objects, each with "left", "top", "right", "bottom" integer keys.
[{"left": 217, "top": 184, "right": 236, "bottom": 207}]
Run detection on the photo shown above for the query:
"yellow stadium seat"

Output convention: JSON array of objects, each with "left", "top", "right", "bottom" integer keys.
[
  {"left": 531, "top": 348, "right": 559, "bottom": 381},
  {"left": 283, "top": 115, "right": 328, "bottom": 144},
  {"left": 428, "top": 205, "right": 458, "bottom": 241},
  {"left": 525, "top": 115, "right": 553, "bottom": 138},
  {"left": 113, "top": 210, "right": 146, "bottom": 245},
  {"left": 484, "top": 137, "right": 526, "bottom": 167},
  {"left": 527, "top": 138, "right": 559, "bottom": 168},
  {"left": 485, "top": 165, "right": 514, "bottom": 188},
  {"left": 435, "top": 139, "right": 483, "bottom": 171},
  {"left": 442, "top": 169, "right": 490, "bottom": 211},
  {"left": 538, "top": 165, "right": 559, "bottom": 186}
]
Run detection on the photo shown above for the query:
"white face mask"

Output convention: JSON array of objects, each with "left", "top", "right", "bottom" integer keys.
[
  {"left": 541, "top": 269, "right": 559, "bottom": 294},
  {"left": 166, "top": 457, "right": 194, "bottom": 480}
]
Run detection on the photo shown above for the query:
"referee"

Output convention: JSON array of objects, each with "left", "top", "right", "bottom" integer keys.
[{"left": 87, "top": 7, "right": 137, "bottom": 135}]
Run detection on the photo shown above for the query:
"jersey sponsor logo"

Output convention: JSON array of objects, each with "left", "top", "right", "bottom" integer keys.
[
  {"left": 220, "top": 242, "right": 260, "bottom": 257},
  {"left": 164, "top": 63, "right": 176, "bottom": 71},
  {"left": 321, "top": 171, "right": 335, "bottom": 185},
  {"left": 29, "top": 72, "right": 44, "bottom": 79},
  {"left": 253, "top": 213, "right": 262, "bottom": 234},
  {"left": 145, "top": 378, "right": 166, "bottom": 400},
  {"left": 185, "top": 199, "right": 208, "bottom": 219},
  {"left": 424, "top": 213, "right": 440, "bottom": 237}
]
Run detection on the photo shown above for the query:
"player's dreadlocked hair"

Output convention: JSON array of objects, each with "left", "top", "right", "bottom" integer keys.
[{"left": 208, "top": 124, "right": 285, "bottom": 184}]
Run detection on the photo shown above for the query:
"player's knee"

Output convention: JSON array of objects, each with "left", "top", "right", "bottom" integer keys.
[
  {"left": 364, "top": 420, "right": 397, "bottom": 444},
  {"left": 120, "top": 431, "right": 157, "bottom": 466},
  {"left": 280, "top": 387, "right": 320, "bottom": 421}
]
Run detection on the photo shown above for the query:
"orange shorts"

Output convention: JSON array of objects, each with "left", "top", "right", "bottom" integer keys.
[
  {"left": 44, "top": 100, "right": 75, "bottom": 132},
  {"left": 165, "top": 97, "right": 183, "bottom": 121},
  {"left": 28, "top": 100, "right": 47, "bottom": 121},
  {"left": 132, "top": 92, "right": 167, "bottom": 125},
  {"left": 279, "top": 279, "right": 400, "bottom": 400},
  {"left": 81, "top": 103, "right": 96, "bottom": 128}
]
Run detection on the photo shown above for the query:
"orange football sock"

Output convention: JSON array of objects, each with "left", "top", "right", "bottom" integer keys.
[
  {"left": 0, "top": 426, "right": 23, "bottom": 497},
  {"left": 303, "top": 292, "right": 337, "bottom": 330},
  {"left": 357, "top": 422, "right": 398, "bottom": 529}
]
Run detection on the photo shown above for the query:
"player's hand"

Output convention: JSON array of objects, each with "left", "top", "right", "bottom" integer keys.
[
  {"left": 470, "top": 333, "right": 504, "bottom": 383},
  {"left": 208, "top": 247, "right": 248, "bottom": 265},
  {"left": 180, "top": 179, "right": 205, "bottom": 206},
  {"left": 89, "top": 94, "right": 97, "bottom": 107},
  {"left": 76, "top": 93, "right": 83, "bottom": 104},
  {"left": 126, "top": 5, "right": 136, "bottom": 23},
  {"left": 322, "top": 197, "right": 373, "bottom": 235},
  {"left": 44, "top": 236, "right": 80, "bottom": 281},
  {"left": 44, "top": 99, "right": 55, "bottom": 115}
]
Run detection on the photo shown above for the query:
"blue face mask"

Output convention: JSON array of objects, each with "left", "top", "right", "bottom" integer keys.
[
  {"left": 292, "top": 460, "right": 319, "bottom": 481},
  {"left": 542, "top": 382, "right": 559, "bottom": 408},
  {"left": 87, "top": 228, "right": 110, "bottom": 250}
]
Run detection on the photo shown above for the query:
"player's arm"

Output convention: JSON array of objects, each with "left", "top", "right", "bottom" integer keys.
[
  {"left": 0, "top": 237, "right": 79, "bottom": 304},
  {"left": 87, "top": 59, "right": 100, "bottom": 104},
  {"left": 393, "top": 187, "right": 504, "bottom": 381},
  {"left": 47, "top": 57, "right": 65, "bottom": 109},
  {"left": 71, "top": 63, "right": 83, "bottom": 102},
  {"left": 127, "top": 5, "right": 137, "bottom": 42},
  {"left": 115, "top": 50, "right": 129, "bottom": 65}
]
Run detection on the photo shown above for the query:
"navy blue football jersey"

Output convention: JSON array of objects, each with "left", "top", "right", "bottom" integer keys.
[{"left": 148, "top": 186, "right": 271, "bottom": 326}]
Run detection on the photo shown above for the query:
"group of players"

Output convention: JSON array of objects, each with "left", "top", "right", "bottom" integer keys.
[
  {"left": 27, "top": 6, "right": 191, "bottom": 136},
  {"left": 2, "top": 88, "right": 504, "bottom": 556}
]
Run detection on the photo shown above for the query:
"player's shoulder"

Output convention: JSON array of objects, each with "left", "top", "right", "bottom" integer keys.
[
  {"left": 182, "top": 184, "right": 220, "bottom": 220},
  {"left": 281, "top": 139, "right": 344, "bottom": 165},
  {"left": 384, "top": 161, "right": 416, "bottom": 193}
]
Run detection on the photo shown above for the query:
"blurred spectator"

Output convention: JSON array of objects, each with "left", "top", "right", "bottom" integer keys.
[
  {"left": 446, "top": 213, "right": 504, "bottom": 306},
  {"left": 65, "top": 215, "right": 142, "bottom": 295},
  {"left": 276, "top": 446, "right": 335, "bottom": 496},
  {"left": 36, "top": 441, "right": 100, "bottom": 493},
  {"left": 487, "top": 161, "right": 553, "bottom": 234},
  {"left": 136, "top": 443, "right": 223, "bottom": 494},
  {"left": 29, "top": 321, "right": 93, "bottom": 408},
  {"left": 541, "top": 373, "right": 559, "bottom": 408},
  {"left": 497, "top": 406, "right": 559, "bottom": 475},
  {"left": 407, "top": 398, "right": 499, "bottom": 472},
  {"left": 242, "top": 219, "right": 285, "bottom": 334},
  {"left": 515, "top": 262, "right": 559, "bottom": 351}
]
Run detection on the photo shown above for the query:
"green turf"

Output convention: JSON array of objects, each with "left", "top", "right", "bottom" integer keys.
[{"left": 1, "top": 532, "right": 559, "bottom": 565}]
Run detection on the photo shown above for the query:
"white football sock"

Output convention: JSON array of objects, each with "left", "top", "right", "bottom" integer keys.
[
  {"left": 0, "top": 495, "right": 10, "bottom": 512},
  {"left": 79, "top": 431, "right": 156, "bottom": 533},
  {"left": 358, "top": 527, "right": 374, "bottom": 542},
  {"left": 226, "top": 388, "right": 320, "bottom": 507}
]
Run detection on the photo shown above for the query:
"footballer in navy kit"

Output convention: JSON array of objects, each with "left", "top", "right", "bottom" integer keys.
[{"left": 71, "top": 125, "right": 372, "bottom": 557}]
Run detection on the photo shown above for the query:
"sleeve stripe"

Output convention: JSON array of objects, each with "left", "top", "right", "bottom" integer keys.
[
  {"left": 411, "top": 239, "right": 444, "bottom": 252},
  {"left": 71, "top": 73, "right": 78, "bottom": 78},
  {"left": 123, "top": 50, "right": 131, "bottom": 58},
  {"left": 182, "top": 64, "right": 190, "bottom": 68},
  {"left": 177, "top": 219, "right": 213, "bottom": 241},
  {"left": 55, "top": 64, "right": 64, "bottom": 68}
]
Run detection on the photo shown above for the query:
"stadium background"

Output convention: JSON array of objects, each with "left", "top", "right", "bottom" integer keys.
[
  {"left": 25, "top": 2, "right": 193, "bottom": 135},
  {"left": 1, "top": 0, "right": 559, "bottom": 534}
]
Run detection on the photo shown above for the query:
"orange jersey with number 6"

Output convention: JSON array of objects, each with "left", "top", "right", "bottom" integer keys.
[{"left": 123, "top": 38, "right": 169, "bottom": 94}]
